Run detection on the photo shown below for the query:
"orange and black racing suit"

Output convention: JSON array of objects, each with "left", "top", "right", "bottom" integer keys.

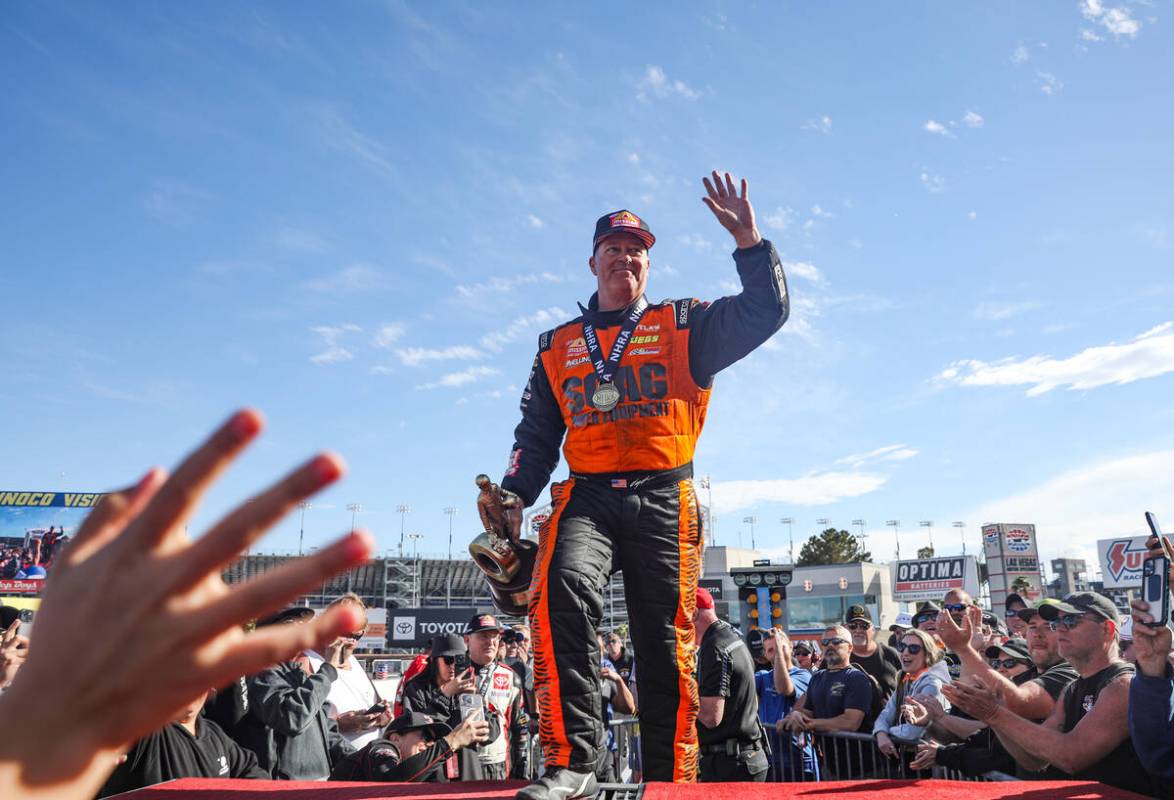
[{"left": 500, "top": 239, "right": 789, "bottom": 782}]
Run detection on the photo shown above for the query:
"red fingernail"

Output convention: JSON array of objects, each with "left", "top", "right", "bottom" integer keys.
[
  {"left": 341, "top": 530, "right": 373, "bottom": 561},
  {"left": 310, "top": 454, "right": 344, "bottom": 485},
  {"left": 229, "top": 410, "right": 262, "bottom": 440}
]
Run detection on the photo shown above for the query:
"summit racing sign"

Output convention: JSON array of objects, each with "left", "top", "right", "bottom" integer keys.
[
  {"left": 1097, "top": 535, "right": 1151, "bottom": 589},
  {"left": 893, "top": 555, "right": 980, "bottom": 602}
]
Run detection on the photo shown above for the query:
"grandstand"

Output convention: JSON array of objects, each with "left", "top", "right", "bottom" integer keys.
[{"left": 221, "top": 552, "right": 630, "bottom": 630}]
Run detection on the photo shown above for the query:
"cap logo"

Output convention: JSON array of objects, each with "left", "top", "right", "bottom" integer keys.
[
  {"left": 610, "top": 210, "right": 641, "bottom": 229},
  {"left": 480, "top": 615, "right": 495, "bottom": 627}
]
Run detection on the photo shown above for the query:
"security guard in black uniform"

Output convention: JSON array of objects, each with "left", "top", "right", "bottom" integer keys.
[{"left": 694, "top": 588, "right": 768, "bottom": 782}]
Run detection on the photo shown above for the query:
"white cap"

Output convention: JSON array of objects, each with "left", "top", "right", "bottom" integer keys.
[{"left": 889, "top": 612, "right": 913, "bottom": 630}]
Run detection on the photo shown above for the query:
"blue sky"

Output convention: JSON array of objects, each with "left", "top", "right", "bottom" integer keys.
[{"left": 2, "top": 1, "right": 1172, "bottom": 578}]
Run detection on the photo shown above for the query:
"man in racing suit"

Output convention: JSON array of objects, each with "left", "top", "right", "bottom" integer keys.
[
  {"left": 465, "top": 613, "right": 530, "bottom": 779},
  {"left": 502, "top": 171, "right": 790, "bottom": 799}
]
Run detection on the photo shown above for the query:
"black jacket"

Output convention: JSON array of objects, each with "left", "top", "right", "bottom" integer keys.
[
  {"left": 400, "top": 669, "right": 502, "bottom": 780},
  {"left": 331, "top": 737, "right": 453, "bottom": 783}
]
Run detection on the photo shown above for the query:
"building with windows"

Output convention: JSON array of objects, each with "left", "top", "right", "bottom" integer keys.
[{"left": 1049, "top": 557, "right": 1090, "bottom": 598}]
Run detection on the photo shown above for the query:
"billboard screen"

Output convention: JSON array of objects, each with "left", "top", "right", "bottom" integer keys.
[
  {"left": 1097, "top": 535, "right": 1151, "bottom": 589},
  {"left": 386, "top": 606, "right": 480, "bottom": 649},
  {"left": 1, "top": 491, "right": 105, "bottom": 593},
  {"left": 893, "top": 555, "right": 980, "bottom": 601}
]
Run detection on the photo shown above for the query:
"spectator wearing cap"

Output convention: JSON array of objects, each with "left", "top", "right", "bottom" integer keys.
[
  {"left": 911, "top": 601, "right": 941, "bottom": 635},
  {"left": 330, "top": 711, "right": 489, "bottom": 783},
  {"left": 935, "top": 597, "right": 1077, "bottom": 726},
  {"left": 885, "top": 613, "right": 912, "bottom": 649},
  {"left": 944, "top": 592, "right": 1155, "bottom": 796},
  {"left": 755, "top": 627, "right": 817, "bottom": 781},
  {"left": 1127, "top": 531, "right": 1174, "bottom": 783},
  {"left": 694, "top": 587, "right": 767, "bottom": 781},
  {"left": 236, "top": 607, "right": 355, "bottom": 780},
  {"left": 1004, "top": 592, "right": 1029, "bottom": 639},
  {"left": 846, "top": 604, "right": 901, "bottom": 704},
  {"left": 980, "top": 610, "right": 1009, "bottom": 649},
  {"left": 596, "top": 626, "right": 637, "bottom": 782},
  {"left": 1117, "top": 616, "right": 1135, "bottom": 665},
  {"left": 791, "top": 640, "right": 818, "bottom": 673},
  {"left": 463, "top": 613, "right": 529, "bottom": 780}
]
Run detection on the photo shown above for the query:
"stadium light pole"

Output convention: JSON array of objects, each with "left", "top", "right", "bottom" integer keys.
[
  {"left": 344, "top": 504, "right": 361, "bottom": 595},
  {"left": 953, "top": 521, "right": 966, "bottom": 555},
  {"left": 852, "top": 519, "right": 867, "bottom": 559},
  {"left": 920, "top": 520, "right": 934, "bottom": 552},
  {"left": 396, "top": 505, "right": 410, "bottom": 557},
  {"left": 886, "top": 520, "right": 901, "bottom": 561},
  {"left": 742, "top": 516, "right": 758, "bottom": 550},
  {"left": 298, "top": 502, "right": 312, "bottom": 556},
  {"left": 443, "top": 507, "right": 458, "bottom": 608},
  {"left": 780, "top": 518, "right": 794, "bottom": 564},
  {"left": 699, "top": 475, "right": 715, "bottom": 547},
  {"left": 407, "top": 533, "right": 423, "bottom": 606}
]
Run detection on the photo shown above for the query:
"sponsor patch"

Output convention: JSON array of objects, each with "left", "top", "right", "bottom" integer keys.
[
  {"left": 565, "top": 355, "right": 591, "bottom": 368},
  {"left": 629, "top": 334, "right": 659, "bottom": 345},
  {"left": 493, "top": 673, "right": 511, "bottom": 691},
  {"left": 628, "top": 347, "right": 660, "bottom": 357},
  {"left": 636, "top": 323, "right": 661, "bottom": 332},
  {"left": 610, "top": 210, "right": 642, "bottom": 229},
  {"left": 566, "top": 336, "right": 587, "bottom": 356}
]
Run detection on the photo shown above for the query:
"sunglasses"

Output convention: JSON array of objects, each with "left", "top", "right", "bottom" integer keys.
[
  {"left": 1004, "top": 608, "right": 1023, "bottom": 618},
  {"left": 944, "top": 603, "right": 968, "bottom": 614},
  {"left": 912, "top": 615, "right": 935, "bottom": 627},
  {"left": 439, "top": 655, "right": 458, "bottom": 665},
  {"left": 345, "top": 631, "right": 366, "bottom": 641},
  {"left": 846, "top": 622, "right": 871, "bottom": 631},
  {"left": 1048, "top": 613, "right": 1094, "bottom": 632},
  {"left": 793, "top": 647, "right": 812, "bottom": 655},
  {"left": 821, "top": 637, "right": 848, "bottom": 646},
  {"left": 989, "top": 657, "right": 1028, "bottom": 669},
  {"left": 895, "top": 641, "right": 924, "bottom": 655}
]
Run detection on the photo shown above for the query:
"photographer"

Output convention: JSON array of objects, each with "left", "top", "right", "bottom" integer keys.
[
  {"left": 331, "top": 712, "right": 489, "bottom": 783},
  {"left": 1128, "top": 530, "right": 1174, "bottom": 782}
]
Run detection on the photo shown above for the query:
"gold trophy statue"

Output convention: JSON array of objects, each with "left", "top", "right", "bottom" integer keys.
[{"left": 468, "top": 474, "right": 537, "bottom": 616}]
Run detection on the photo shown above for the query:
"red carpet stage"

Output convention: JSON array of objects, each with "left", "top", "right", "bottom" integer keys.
[{"left": 116, "top": 778, "right": 1149, "bottom": 800}]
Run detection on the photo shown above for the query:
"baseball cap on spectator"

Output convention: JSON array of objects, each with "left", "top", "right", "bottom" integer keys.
[
  {"left": 695, "top": 586, "right": 715, "bottom": 610},
  {"left": 889, "top": 612, "right": 913, "bottom": 632},
  {"left": 985, "top": 638, "right": 1031, "bottom": 661},
  {"left": 912, "top": 601, "right": 941, "bottom": 627},
  {"left": 1038, "top": 592, "right": 1120, "bottom": 624},
  {"left": 1005, "top": 592, "right": 1027, "bottom": 608},
  {"left": 982, "top": 610, "right": 1009, "bottom": 635},
  {"left": 1016, "top": 597, "right": 1063, "bottom": 623},
  {"left": 431, "top": 634, "right": 466, "bottom": 657},
  {"left": 465, "top": 613, "right": 504, "bottom": 634},
  {"left": 846, "top": 604, "right": 872, "bottom": 624},
  {"left": 385, "top": 711, "right": 451, "bottom": 741},
  {"left": 792, "top": 640, "right": 814, "bottom": 656},
  {"left": 593, "top": 210, "right": 655, "bottom": 250},
  {"left": 255, "top": 606, "right": 315, "bottom": 627}
]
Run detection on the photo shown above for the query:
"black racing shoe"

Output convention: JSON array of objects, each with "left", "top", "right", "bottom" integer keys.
[{"left": 514, "top": 768, "right": 599, "bottom": 800}]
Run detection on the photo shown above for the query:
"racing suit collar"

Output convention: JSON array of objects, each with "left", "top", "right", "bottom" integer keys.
[{"left": 580, "top": 292, "right": 650, "bottom": 326}]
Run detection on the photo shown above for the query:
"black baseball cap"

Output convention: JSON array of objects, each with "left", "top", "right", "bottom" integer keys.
[
  {"left": 846, "top": 604, "right": 872, "bottom": 624},
  {"left": 431, "top": 634, "right": 466, "bottom": 657},
  {"left": 466, "top": 613, "right": 504, "bottom": 635},
  {"left": 385, "top": 711, "right": 451, "bottom": 741},
  {"left": 981, "top": 610, "right": 1008, "bottom": 634},
  {"left": 593, "top": 210, "right": 655, "bottom": 250},
  {"left": 1038, "top": 592, "right": 1119, "bottom": 624},
  {"left": 1016, "top": 597, "right": 1062, "bottom": 622},
  {"left": 912, "top": 601, "right": 941, "bottom": 626},
  {"left": 256, "top": 606, "right": 316, "bottom": 628},
  {"left": 985, "top": 638, "right": 1031, "bottom": 661},
  {"left": 1005, "top": 592, "right": 1027, "bottom": 609}
]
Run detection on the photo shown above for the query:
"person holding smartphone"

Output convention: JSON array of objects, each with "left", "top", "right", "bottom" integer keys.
[{"left": 1128, "top": 523, "right": 1174, "bottom": 782}]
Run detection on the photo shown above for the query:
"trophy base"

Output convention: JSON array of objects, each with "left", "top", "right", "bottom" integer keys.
[{"left": 469, "top": 534, "right": 538, "bottom": 617}]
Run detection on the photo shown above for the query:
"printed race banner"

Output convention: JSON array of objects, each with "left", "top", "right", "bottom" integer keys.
[
  {"left": 0, "top": 490, "right": 105, "bottom": 593},
  {"left": 1097, "top": 535, "right": 1151, "bottom": 589},
  {"left": 893, "top": 555, "right": 980, "bottom": 601},
  {"left": 386, "top": 606, "right": 479, "bottom": 649},
  {"left": 984, "top": 522, "right": 1046, "bottom": 615}
]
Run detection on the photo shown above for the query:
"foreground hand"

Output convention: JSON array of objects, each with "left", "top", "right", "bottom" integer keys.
[
  {"left": 936, "top": 608, "right": 973, "bottom": 652},
  {"left": 909, "top": 693, "right": 946, "bottom": 722},
  {"left": 909, "top": 740, "right": 938, "bottom": 770},
  {"left": 441, "top": 668, "right": 476, "bottom": 698},
  {"left": 0, "top": 619, "right": 28, "bottom": 688},
  {"left": 901, "top": 697, "right": 931, "bottom": 726},
  {"left": 601, "top": 667, "right": 621, "bottom": 683},
  {"left": 1131, "top": 598, "right": 1174, "bottom": 677},
  {"left": 782, "top": 710, "right": 811, "bottom": 732},
  {"left": 942, "top": 677, "right": 1002, "bottom": 722},
  {"left": 446, "top": 716, "right": 491, "bottom": 750},
  {"left": 701, "top": 171, "right": 761, "bottom": 249},
  {"left": 876, "top": 731, "right": 898, "bottom": 759},
  {"left": 336, "top": 709, "right": 383, "bottom": 734},
  {"left": 0, "top": 409, "right": 373, "bottom": 797},
  {"left": 324, "top": 637, "right": 349, "bottom": 667}
]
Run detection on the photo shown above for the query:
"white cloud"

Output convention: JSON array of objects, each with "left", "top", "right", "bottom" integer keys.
[
  {"left": 964, "top": 448, "right": 1174, "bottom": 570},
  {"left": 811, "top": 205, "right": 834, "bottom": 219},
  {"left": 973, "top": 300, "right": 1043, "bottom": 321},
  {"left": 802, "top": 115, "right": 833, "bottom": 134},
  {"left": 371, "top": 323, "right": 406, "bottom": 350},
  {"left": 835, "top": 444, "right": 920, "bottom": 469},
  {"left": 456, "top": 272, "right": 568, "bottom": 297},
  {"left": 919, "top": 172, "right": 947, "bottom": 193},
  {"left": 627, "top": 153, "right": 640, "bottom": 165},
  {"left": 415, "top": 365, "right": 500, "bottom": 390},
  {"left": 1080, "top": 0, "right": 1141, "bottom": 38},
  {"left": 312, "top": 106, "right": 399, "bottom": 179},
  {"left": 765, "top": 207, "right": 795, "bottom": 232},
  {"left": 1011, "top": 44, "right": 1030, "bottom": 64},
  {"left": 677, "top": 233, "right": 713, "bottom": 252},
  {"left": 937, "top": 322, "right": 1174, "bottom": 396},
  {"left": 479, "top": 307, "right": 570, "bottom": 352},
  {"left": 1036, "top": 72, "right": 1062, "bottom": 95},
  {"left": 711, "top": 470, "right": 892, "bottom": 513},
  {"left": 656, "top": 263, "right": 680, "bottom": 277},
  {"left": 923, "top": 120, "right": 950, "bottom": 136},
  {"left": 527, "top": 214, "right": 545, "bottom": 229},
  {"left": 303, "top": 264, "right": 388, "bottom": 295},
  {"left": 782, "top": 260, "right": 823, "bottom": 283},
  {"left": 1081, "top": 28, "right": 1104, "bottom": 42},
  {"left": 396, "top": 345, "right": 484, "bottom": 366},
  {"left": 968, "top": 211, "right": 978, "bottom": 221},
  {"left": 309, "top": 324, "right": 360, "bottom": 365},
  {"left": 636, "top": 65, "right": 700, "bottom": 101},
  {"left": 962, "top": 110, "right": 984, "bottom": 128}
]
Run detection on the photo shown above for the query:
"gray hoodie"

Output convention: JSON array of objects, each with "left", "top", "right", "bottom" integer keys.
[{"left": 872, "top": 659, "right": 952, "bottom": 743}]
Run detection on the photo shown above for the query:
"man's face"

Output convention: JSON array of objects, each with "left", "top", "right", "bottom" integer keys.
[
  {"left": 605, "top": 636, "right": 622, "bottom": 661},
  {"left": 793, "top": 647, "right": 814, "bottom": 669},
  {"left": 1006, "top": 607, "right": 1028, "bottom": 638},
  {"left": 761, "top": 636, "right": 777, "bottom": 663},
  {"left": 466, "top": 630, "right": 500, "bottom": 666},
  {"left": 943, "top": 591, "right": 970, "bottom": 624},
  {"left": 392, "top": 729, "right": 429, "bottom": 759},
  {"left": 848, "top": 620, "right": 874, "bottom": 648},
  {"left": 822, "top": 628, "right": 852, "bottom": 667},
  {"left": 916, "top": 615, "right": 938, "bottom": 634},
  {"left": 1053, "top": 613, "right": 1110, "bottom": 662},
  {"left": 1025, "top": 615, "right": 1061, "bottom": 668},
  {"left": 589, "top": 233, "right": 650, "bottom": 303}
]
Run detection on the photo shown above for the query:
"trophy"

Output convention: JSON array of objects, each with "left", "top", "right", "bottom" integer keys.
[{"left": 468, "top": 474, "right": 537, "bottom": 616}]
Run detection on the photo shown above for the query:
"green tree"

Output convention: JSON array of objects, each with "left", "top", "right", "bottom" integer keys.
[
  {"left": 797, "top": 528, "right": 871, "bottom": 566},
  {"left": 917, "top": 546, "right": 935, "bottom": 559},
  {"left": 1010, "top": 577, "right": 1032, "bottom": 595}
]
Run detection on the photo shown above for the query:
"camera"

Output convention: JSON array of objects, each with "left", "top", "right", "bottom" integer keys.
[{"left": 453, "top": 652, "right": 472, "bottom": 673}]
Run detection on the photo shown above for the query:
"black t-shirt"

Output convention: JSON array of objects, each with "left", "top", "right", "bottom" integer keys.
[
  {"left": 696, "top": 619, "right": 760, "bottom": 745},
  {"left": 99, "top": 718, "right": 267, "bottom": 797},
  {"left": 1058, "top": 661, "right": 1153, "bottom": 795},
  {"left": 850, "top": 643, "right": 901, "bottom": 702},
  {"left": 804, "top": 666, "right": 873, "bottom": 731},
  {"left": 1033, "top": 658, "right": 1079, "bottom": 700},
  {"left": 610, "top": 648, "right": 635, "bottom": 684}
]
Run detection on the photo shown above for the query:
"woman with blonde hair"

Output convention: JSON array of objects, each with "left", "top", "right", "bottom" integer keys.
[{"left": 873, "top": 627, "right": 951, "bottom": 762}]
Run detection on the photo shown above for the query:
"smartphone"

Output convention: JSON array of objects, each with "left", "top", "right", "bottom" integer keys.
[
  {"left": 367, "top": 702, "right": 387, "bottom": 714},
  {"left": 453, "top": 653, "right": 471, "bottom": 674},
  {"left": 1145, "top": 512, "right": 1174, "bottom": 560},
  {"left": 1141, "top": 512, "right": 1169, "bottom": 629},
  {"left": 459, "top": 691, "right": 484, "bottom": 722}
]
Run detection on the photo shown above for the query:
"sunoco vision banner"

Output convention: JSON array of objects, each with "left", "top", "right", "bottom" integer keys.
[{"left": 1, "top": 490, "right": 105, "bottom": 592}]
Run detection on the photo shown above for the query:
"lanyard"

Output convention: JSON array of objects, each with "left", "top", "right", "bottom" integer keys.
[{"left": 581, "top": 296, "right": 648, "bottom": 397}]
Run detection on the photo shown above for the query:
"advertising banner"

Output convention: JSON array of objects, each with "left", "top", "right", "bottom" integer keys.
[
  {"left": 699, "top": 578, "right": 724, "bottom": 601},
  {"left": 1, "top": 490, "right": 105, "bottom": 592},
  {"left": 984, "top": 523, "right": 1045, "bottom": 614},
  {"left": 893, "top": 555, "right": 980, "bottom": 601},
  {"left": 1097, "top": 535, "right": 1151, "bottom": 589},
  {"left": 386, "top": 606, "right": 479, "bottom": 649}
]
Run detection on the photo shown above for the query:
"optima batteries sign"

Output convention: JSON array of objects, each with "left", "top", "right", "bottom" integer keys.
[
  {"left": 1097, "top": 535, "right": 1150, "bottom": 589},
  {"left": 387, "top": 606, "right": 479, "bottom": 649},
  {"left": 893, "top": 555, "right": 980, "bottom": 602}
]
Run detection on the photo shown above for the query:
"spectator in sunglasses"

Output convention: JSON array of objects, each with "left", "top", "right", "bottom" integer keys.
[
  {"left": 911, "top": 601, "right": 941, "bottom": 635},
  {"left": 1004, "top": 592, "right": 1029, "bottom": 639},
  {"left": 873, "top": 628, "right": 949, "bottom": 763},
  {"left": 944, "top": 592, "right": 1154, "bottom": 796},
  {"left": 846, "top": 604, "right": 901, "bottom": 704},
  {"left": 305, "top": 594, "right": 391, "bottom": 748},
  {"left": 791, "top": 642, "right": 817, "bottom": 673}
]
